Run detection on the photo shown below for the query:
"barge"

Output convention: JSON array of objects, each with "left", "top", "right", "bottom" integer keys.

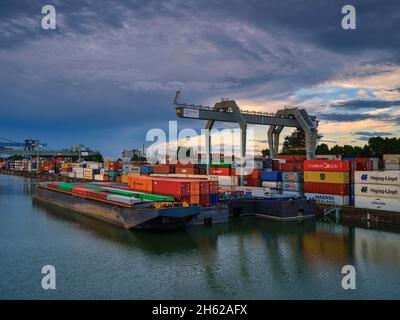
[
  {"left": 32, "top": 184, "right": 201, "bottom": 230},
  {"left": 226, "top": 196, "right": 316, "bottom": 221}
]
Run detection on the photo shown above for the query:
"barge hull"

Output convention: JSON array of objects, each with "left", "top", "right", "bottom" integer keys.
[{"left": 32, "top": 186, "right": 199, "bottom": 230}]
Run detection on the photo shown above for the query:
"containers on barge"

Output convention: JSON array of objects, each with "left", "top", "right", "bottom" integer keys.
[{"left": 33, "top": 184, "right": 200, "bottom": 230}]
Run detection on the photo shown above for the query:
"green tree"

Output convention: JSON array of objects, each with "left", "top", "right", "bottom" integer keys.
[
  {"left": 281, "top": 130, "right": 306, "bottom": 155},
  {"left": 315, "top": 143, "right": 329, "bottom": 155}
]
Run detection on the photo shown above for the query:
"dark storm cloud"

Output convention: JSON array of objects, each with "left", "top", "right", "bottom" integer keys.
[
  {"left": 329, "top": 100, "right": 400, "bottom": 110},
  {"left": 0, "top": 0, "right": 399, "bottom": 154},
  {"left": 318, "top": 112, "right": 392, "bottom": 122},
  {"left": 353, "top": 131, "right": 393, "bottom": 136}
]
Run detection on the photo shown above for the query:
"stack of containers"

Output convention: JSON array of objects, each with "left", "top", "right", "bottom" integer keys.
[
  {"left": 152, "top": 164, "right": 175, "bottom": 174},
  {"left": 277, "top": 155, "right": 304, "bottom": 172},
  {"left": 105, "top": 161, "right": 123, "bottom": 181},
  {"left": 261, "top": 171, "right": 282, "bottom": 196},
  {"left": 175, "top": 163, "right": 200, "bottom": 174},
  {"left": 383, "top": 154, "right": 400, "bottom": 171},
  {"left": 72, "top": 163, "right": 83, "bottom": 179},
  {"left": 140, "top": 165, "right": 153, "bottom": 175},
  {"left": 354, "top": 171, "right": 400, "bottom": 212},
  {"left": 60, "top": 162, "right": 72, "bottom": 176},
  {"left": 304, "top": 160, "right": 351, "bottom": 206},
  {"left": 128, "top": 176, "right": 219, "bottom": 206},
  {"left": 234, "top": 167, "right": 262, "bottom": 187},
  {"left": 349, "top": 158, "right": 373, "bottom": 205},
  {"left": 281, "top": 172, "right": 304, "bottom": 197}
]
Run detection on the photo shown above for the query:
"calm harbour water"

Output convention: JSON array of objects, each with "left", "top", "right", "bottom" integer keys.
[{"left": 0, "top": 175, "right": 399, "bottom": 299}]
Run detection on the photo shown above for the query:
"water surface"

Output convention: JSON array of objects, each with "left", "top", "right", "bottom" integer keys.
[{"left": 0, "top": 175, "right": 399, "bottom": 299}]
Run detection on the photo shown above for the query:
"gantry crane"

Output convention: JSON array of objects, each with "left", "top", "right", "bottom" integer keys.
[{"left": 173, "top": 91, "right": 319, "bottom": 180}]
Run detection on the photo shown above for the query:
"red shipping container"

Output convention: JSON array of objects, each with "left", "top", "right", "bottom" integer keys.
[
  {"left": 86, "top": 190, "right": 108, "bottom": 200},
  {"left": 152, "top": 178, "right": 191, "bottom": 202},
  {"left": 272, "top": 160, "right": 280, "bottom": 171},
  {"left": 277, "top": 155, "right": 306, "bottom": 162},
  {"left": 303, "top": 160, "right": 351, "bottom": 172},
  {"left": 72, "top": 187, "right": 90, "bottom": 196},
  {"left": 153, "top": 164, "right": 175, "bottom": 174},
  {"left": 304, "top": 182, "right": 349, "bottom": 195},
  {"left": 200, "top": 194, "right": 210, "bottom": 206},
  {"left": 242, "top": 178, "right": 261, "bottom": 187},
  {"left": 209, "top": 180, "right": 219, "bottom": 193},
  {"left": 279, "top": 162, "right": 304, "bottom": 172},
  {"left": 210, "top": 167, "right": 231, "bottom": 176},
  {"left": 352, "top": 158, "right": 373, "bottom": 171}
]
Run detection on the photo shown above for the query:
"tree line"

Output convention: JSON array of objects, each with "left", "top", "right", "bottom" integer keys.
[{"left": 262, "top": 136, "right": 400, "bottom": 158}]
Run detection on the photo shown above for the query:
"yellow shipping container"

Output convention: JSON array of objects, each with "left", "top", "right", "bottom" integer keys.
[
  {"left": 304, "top": 171, "right": 349, "bottom": 184},
  {"left": 121, "top": 175, "right": 129, "bottom": 183},
  {"left": 84, "top": 173, "right": 93, "bottom": 180}
]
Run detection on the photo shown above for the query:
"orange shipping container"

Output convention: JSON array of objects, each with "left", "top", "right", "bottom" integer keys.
[
  {"left": 175, "top": 166, "right": 198, "bottom": 174},
  {"left": 128, "top": 176, "right": 153, "bottom": 193}
]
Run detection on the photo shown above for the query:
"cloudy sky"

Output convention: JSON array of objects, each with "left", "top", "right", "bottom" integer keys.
[{"left": 1, "top": 0, "right": 399, "bottom": 157}]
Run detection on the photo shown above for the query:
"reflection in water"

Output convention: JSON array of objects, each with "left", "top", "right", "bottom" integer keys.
[{"left": 2, "top": 175, "right": 400, "bottom": 299}]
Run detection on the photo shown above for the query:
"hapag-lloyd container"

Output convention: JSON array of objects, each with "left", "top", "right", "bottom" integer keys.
[
  {"left": 303, "top": 160, "right": 351, "bottom": 172},
  {"left": 304, "top": 182, "right": 349, "bottom": 195},
  {"left": 354, "top": 171, "right": 400, "bottom": 186},
  {"left": 304, "top": 171, "right": 350, "bottom": 184},
  {"left": 355, "top": 196, "right": 400, "bottom": 212},
  {"left": 354, "top": 184, "right": 400, "bottom": 199},
  {"left": 282, "top": 172, "right": 304, "bottom": 182},
  {"left": 305, "top": 193, "right": 349, "bottom": 206}
]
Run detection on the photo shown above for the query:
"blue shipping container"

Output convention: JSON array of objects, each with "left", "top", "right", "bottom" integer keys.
[
  {"left": 261, "top": 170, "right": 282, "bottom": 182},
  {"left": 140, "top": 166, "right": 153, "bottom": 174},
  {"left": 209, "top": 193, "right": 219, "bottom": 204}
]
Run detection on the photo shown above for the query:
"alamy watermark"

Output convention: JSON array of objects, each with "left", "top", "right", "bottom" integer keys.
[
  {"left": 41, "top": 5, "right": 56, "bottom": 30},
  {"left": 145, "top": 121, "right": 257, "bottom": 170},
  {"left": 41, "top": 265, "right": 56, "bottom": 290}
]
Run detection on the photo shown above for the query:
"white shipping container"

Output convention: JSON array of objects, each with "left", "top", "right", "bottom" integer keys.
[
  {"left": 211, "top": 175, "right": 238, "bottom": 187},
  {"left": 383, "top": 154, "right": 400, "bottom": 164},
  {"left": 86, "top": 163, "right": 101, "bottom": 170},
  {"left": 94, "top": 174, "right": 105, "bottom": 181},
  {"left": 305, "top": 193, "right": 349, "bottom": 206},
  {"left": 354, "top": 171, "right": 400, "bottom": 186},
  {"left": 355, "top": 196, "right": 400, "bottom": 212},
  {"left": 384, "top": 163, "right": 400, "bottom": 171},
  {"left": 262, "top": 181, "right": 282, "bottom": 189},
  {"left": 282, "top": 191, "right": 303, "bottom": 197},
  {"left": 369, "top": 158, "right": 379, "bottom": 170},
  {"left": 73, "top": 168, "right": 84, "bottom": 174},
  {"left": 234, "top": 186, "right": 269, "bottom": 197},
  {"left": 106, "top": 194, "right": 142, "bottom": 205},
  {"left": 354, "top": 184, "right": 400, "bottom": 199}
]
